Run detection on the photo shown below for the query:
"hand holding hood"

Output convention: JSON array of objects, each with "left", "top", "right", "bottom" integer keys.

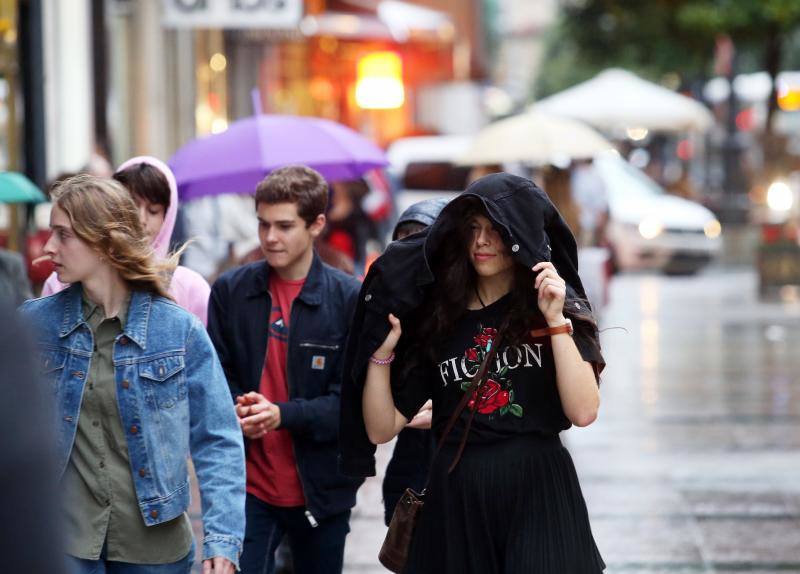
[{"left": 425, "top": 172, "right": 588, "bottom": 303}]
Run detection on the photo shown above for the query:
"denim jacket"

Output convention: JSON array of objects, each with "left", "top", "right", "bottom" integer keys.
[{"left": 20, "top": 285, "right": 246, "bottom": 566}]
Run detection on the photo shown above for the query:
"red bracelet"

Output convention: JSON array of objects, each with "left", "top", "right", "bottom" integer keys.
[{"left": 369, "top": 352, "right": 395, "bottom": 365}]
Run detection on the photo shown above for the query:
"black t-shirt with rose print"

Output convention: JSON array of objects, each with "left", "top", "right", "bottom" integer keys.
[{"left": 391, "top": 294, "right": 603, "bottom": 444}]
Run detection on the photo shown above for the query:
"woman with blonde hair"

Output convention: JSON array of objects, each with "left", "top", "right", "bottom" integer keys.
[
  {"left": 21, "top": 174, "right": 245, "bottom": 574},
  {"left": 41, "top": 156, "right": 211, "bottom": 324}
]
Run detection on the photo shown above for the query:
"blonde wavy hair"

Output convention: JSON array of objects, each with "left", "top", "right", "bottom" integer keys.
[{"left": 50, "top": 174, "right": 179, "bottom": 299}]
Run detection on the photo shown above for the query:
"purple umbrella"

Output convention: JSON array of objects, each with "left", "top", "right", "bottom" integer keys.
[{"left": 168, "top": 114, "right": 389, "bottom": 201}]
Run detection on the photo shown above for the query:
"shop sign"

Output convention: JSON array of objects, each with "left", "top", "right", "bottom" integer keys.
[{"left": 162, "top": 0, "right": 302, "bottom": 29}]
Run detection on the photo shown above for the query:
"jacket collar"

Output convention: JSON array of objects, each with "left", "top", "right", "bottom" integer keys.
[
  {"left": 245, "top": 252, "right": 325, "bottom": 306},
  {"left": 59, "top": 284, "right": 85, "bottom": 338},
  {"left": 59, "top": 283, "right": 151, "bottom": 349}
]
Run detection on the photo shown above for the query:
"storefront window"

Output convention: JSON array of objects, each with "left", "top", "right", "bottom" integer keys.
[{"left": 195, "top": 29, "right": 228, "bottom": 136}]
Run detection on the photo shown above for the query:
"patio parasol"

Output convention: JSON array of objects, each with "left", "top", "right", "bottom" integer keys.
[{"left": 457, "top": 110, "right": 614, "bottom": 166}]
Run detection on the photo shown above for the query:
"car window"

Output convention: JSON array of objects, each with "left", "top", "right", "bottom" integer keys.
[
  {"left": 403, "top": 162, "right": 471, "bottom": 191},
  {"left": 595, "top": 157, "right": 666, "bottom": 199}
]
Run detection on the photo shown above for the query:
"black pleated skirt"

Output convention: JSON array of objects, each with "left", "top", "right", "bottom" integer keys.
[{"left": 403, "top": 433, "right": 605, "bottom": 574}]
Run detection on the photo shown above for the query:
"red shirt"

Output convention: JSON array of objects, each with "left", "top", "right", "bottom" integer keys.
[{"left": 245, "top": 274, "right": 306, "bottom": 507}]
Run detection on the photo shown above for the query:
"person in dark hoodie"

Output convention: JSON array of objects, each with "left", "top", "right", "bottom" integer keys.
[
  {"left": 381, "top": 198, "right": 448, "bottom": 526},
  {"left": 340, "top": 173, "right": 605, "bottom": 573}
]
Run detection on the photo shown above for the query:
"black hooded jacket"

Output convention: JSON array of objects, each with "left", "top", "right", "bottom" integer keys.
[{"left": 338, "top": 173, "right": 602, "bottom": 477}]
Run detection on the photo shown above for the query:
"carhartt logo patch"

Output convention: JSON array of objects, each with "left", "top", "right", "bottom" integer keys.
[{"left": 311, "top": 356, "right": 326, "bottom": 370}]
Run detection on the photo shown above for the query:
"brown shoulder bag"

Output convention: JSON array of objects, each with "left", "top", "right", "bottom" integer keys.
[{"left": 378, "top": 326, "right": 506, "bottom": 573}]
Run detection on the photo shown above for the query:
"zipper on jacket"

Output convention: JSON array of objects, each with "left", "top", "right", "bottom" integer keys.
[
  {"left": 288, "top": 302, "right": 315, "bottom": 526},
  {"left": 304, "top": 509, "right": 319, "bottom": 528},
  {"left": 298, "top": 342, "right": 340, "bottom": 351}
]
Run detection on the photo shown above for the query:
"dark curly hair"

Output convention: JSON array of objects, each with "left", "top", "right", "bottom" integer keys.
[{"left": 401, "top": 197, "right": 600, "bottom": 379}]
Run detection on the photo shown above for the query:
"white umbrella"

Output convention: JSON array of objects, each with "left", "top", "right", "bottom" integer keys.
[
  {"left": 533, "top": 68, "right": 714, "bottom": 133},
  {"left": 457, "top": 110, "right": 613, "bottom": 166}
]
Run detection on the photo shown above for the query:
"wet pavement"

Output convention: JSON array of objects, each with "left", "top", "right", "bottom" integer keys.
[
  {"left": 567, "top": 267, "right": 800, "bottom": 573},
  {"left": 191, "top": 265, "right": 800, "bottom": 573}
]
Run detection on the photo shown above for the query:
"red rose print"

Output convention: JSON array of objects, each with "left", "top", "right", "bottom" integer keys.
[
  {"left": 467, "top": 380, "right": 510, "bottom": 414},
  {"left": 483, "top": 328, "right": 497, "bottom": 337},
  {"left": 465, "top": 348, "right": 479, "bottom": 361}
]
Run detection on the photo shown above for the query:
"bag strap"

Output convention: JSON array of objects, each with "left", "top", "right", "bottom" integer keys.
[{"left": 421, "top": 317, "right": 509, "bottom": 490}]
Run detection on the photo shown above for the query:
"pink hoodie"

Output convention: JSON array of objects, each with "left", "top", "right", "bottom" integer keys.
[{"left": 41, "top": 156, "right": 211, "bottom": 325}]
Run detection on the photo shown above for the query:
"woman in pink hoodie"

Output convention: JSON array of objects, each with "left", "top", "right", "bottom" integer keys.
[{"left": 41, "top": 156, "right": 211, "bottom": 324}]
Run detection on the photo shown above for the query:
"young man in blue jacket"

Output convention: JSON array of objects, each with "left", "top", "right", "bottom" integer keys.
[{"left": 208, "top": 166, "right": 362, "bottom": 574}]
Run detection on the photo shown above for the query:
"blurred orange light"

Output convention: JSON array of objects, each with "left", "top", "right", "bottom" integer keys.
[
  {"left": 309, "top": 77, "right": 335, "bottom": 101},
  {"left": 208, "top": 92, "right": 221, "bottom": 113},
  {"left": 778, "top": 86, "right": 800, "bottom": 112},
  {"left": 355, "top": 52, "right": 404, "bottom": 110}
]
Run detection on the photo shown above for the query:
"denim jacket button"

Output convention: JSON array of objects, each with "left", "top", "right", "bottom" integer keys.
[
  {"left": 139, "top": 468, "right": 147, "bottom": 477},
  {"left": 72, "top": 371, "right": 85, "bottom": 379},
  {"left": 130, "top": 425, "right": 138, "bottom": 434},
  {"left": 150, "top": 509, "right": 159, "bottom": 519},
  {"left": 119, "top": 336, "right": 130, "bottom": 345},
  {"left": 122, "top": 379, "right": 130, "bottom": 389}
]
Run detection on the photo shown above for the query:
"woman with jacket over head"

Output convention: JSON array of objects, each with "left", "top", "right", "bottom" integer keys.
[
  {"left": 21, "top": 175, "right": 245, "bottom": 573},
  {"left": 41, "top": 156, "right": 211, "bottom": 325},
  {"left": 360, "top": 173, "right": 605, "bottom": 573}
]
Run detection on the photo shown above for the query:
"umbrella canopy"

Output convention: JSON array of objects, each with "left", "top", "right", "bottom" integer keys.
[
  {"left": 169, "top": 114, "right": 389, "bottom": 201},
  {"left": 457, "top": 110, "right": 613, "bottom": 166},
  {"left": 0, "top": 172, "right": 47, "bottom": 203},
  {"left": 533, "top": 68, "right": 714, "bottom": 133}
]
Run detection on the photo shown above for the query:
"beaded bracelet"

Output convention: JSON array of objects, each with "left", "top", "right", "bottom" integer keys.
[{"left": 369, "top": 352, "right": 395, "bottom": 365}]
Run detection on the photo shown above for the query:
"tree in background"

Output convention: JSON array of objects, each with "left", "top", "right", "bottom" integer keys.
[
  {"left": 678, "top": 0, "right": 800, "bottom": 133},
  {"left": 536, "top": 0, "right": 800, "bottom": 135},
  {"left": 535, "top": 1, "right": 708, "bottom": 100}
]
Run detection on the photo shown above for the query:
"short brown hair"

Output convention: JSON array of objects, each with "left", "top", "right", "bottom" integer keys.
[
  {"left": 113, "top": 163, "right": 171, "bottom": 209},
  {"left": 255, "top": 166, "right": 328, "bottom": 226}
]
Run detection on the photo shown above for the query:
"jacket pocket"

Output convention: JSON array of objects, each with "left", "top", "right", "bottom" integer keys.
[
  {"left": 137, "top": 354, "right": 186, "bottom": 409},
  {"left": 41, "top": 349, "right": 68, "bottom": 393},
  {"left": 297, "top": 340, "right": 344, "bottom": 396}
]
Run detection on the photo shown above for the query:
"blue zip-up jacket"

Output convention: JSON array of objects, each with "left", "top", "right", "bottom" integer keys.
[
  {"left": 207, "top": 253, "right": 363, "bottom": 522},
  {"left": 19, "top": 285, "right": 246, "bottom": 566}
]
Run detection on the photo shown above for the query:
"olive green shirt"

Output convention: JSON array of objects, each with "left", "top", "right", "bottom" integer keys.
[{"left": 61, "top": 293, "right": 192, "bottom": 563}]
